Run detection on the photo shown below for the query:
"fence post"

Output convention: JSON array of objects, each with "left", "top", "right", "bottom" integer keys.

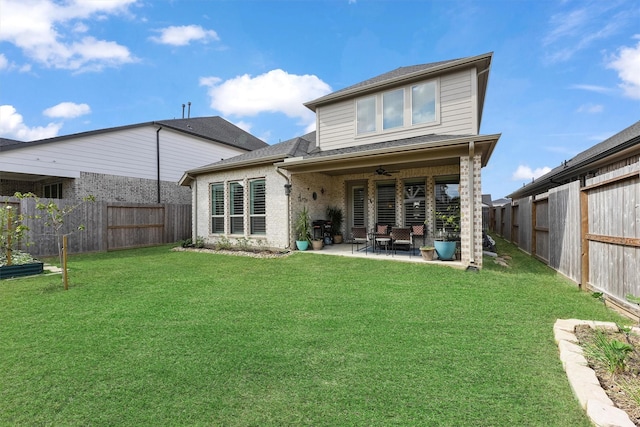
[
  {"left": 580, "top": 189, "right": 589, "bottom": 291},
  {"left": 63, "top": 235, "right": 69, "bottom": 290}
]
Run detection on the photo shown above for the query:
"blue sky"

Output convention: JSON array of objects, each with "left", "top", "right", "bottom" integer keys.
[{"left": 1, "top": 0, "right": 638, "bottom": 199}]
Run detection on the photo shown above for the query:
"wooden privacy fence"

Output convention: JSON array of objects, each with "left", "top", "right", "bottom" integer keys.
[
  {"left": 491, "top": 161, "right": 639, "bottom": 311},
  {"left": 13, "top": 199, "right": 191, "bottom": 257}
]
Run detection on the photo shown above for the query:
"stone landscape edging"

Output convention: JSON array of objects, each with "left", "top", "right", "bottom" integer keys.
[{"left": 554, "top": 319, "right": 636, "bottom": 427}]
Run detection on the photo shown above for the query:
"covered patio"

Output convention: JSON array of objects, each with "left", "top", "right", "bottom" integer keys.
[
  {"left": 280, "top": 133, "right": 499, "bottom": 269},
  {"left": 294, "top": 238, "right": 467, "bottom": 269}
]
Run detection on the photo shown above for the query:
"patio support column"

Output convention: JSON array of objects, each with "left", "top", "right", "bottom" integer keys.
[{"left": 468, "top": 141, "right": 476, "bottom": 266}]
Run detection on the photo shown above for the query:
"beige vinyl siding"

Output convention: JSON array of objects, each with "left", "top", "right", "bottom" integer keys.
[
  {"left": 317, "top": 69, "right": 475, "bottom": 151},
  {"left": 0, "top": 126, "right": 248, "bottom": 183}
]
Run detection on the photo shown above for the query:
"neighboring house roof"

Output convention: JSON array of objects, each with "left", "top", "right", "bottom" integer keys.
[
  {"left": 491, "top": 198, "right": 512, "bottom": 207},
  {"left": 508, "top": 120, "right": 640, "bottom": 199},
  {"left": 0, "top": 137, "right": 21, "bottom": 147},
  {"left": 155, "top": 117, "right": 267, "bottom": 151},
  {"left": 304, "top": 52, "right": 493, "bottom": 128},
  {"left": 0, "top": 116, "right": 267, "bottom": 153}
]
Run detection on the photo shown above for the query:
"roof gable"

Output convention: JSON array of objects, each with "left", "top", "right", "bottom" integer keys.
[{"left": 304, "top": 52, "right": 493, "bottom": 112}]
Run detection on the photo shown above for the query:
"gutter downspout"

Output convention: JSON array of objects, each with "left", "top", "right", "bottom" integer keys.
[
  {"left": 276, "top": 167, "right": 291, "bottom": 249},
  {"left": 156, "top": 126, "right": 162, "bottom": 204}
]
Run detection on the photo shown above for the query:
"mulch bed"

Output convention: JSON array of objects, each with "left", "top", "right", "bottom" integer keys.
[{"left": 575, "top": 324, "right": 640, "bottom": 425}]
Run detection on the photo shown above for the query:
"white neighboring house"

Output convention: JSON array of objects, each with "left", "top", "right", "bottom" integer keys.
[
  {"left": 0, "top": 117, "right": 268, "bottom": 204},
  {"left": 180, "top": 53, "right": 501, "bottom": 268}
]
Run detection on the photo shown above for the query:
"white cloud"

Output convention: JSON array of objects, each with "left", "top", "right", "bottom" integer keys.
[
  {"left": 607, "top": 38, "right": 640, "bottom": 99},
  {"left": 0, "top": 0, "right": 137, "bottom": 72},
  {"left": 0, "top": 105, "right": 62, "bottom": 141},
  {"left": 43, "top": 102, "right": 91, "bottom": 119},
  {"left": 576, "top": 103, "right": 603, "bottom": 113},
  {"left": 512, "top": 165, "right": 552, "bottom": 181},
  {"left": 200, "top": 69, "right": 331, "bottom": 130},
  {"left": 542, "top": 3, "right": 634, "bottom": 63},
  {"left": 0, "top": 54, "right": 8, "bottom": 70},
  {"left": 150, "top": 25, "right": 219, "bottom": 46},
  {"left": 569, "top": 84, "right": 612, "bottom": 94}
]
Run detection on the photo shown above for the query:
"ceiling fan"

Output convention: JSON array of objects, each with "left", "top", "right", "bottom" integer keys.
[{"left": 374, "top": 166, "right": 398, "bottom": 176}]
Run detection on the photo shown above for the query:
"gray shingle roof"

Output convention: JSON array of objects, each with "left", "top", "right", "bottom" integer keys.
[
  {"left": 156, "top": 117, "right": 268, "bottom": 151},
  {"left": 304, "top": 52, "right": 492, "bottom": 111},
  {"left": 0, "top": 116, "right": 267, "bottom": 153},
  {"left": 508, "top": 120, "right": 640, "bottom": 198},
  {"left": 329, "top": 58, "right": 463, "bottom": 97},
  {"left": 184, "top": 132, "right": 316, "bottom": 174},
  {"left": 0, "top": 137, "right": 21, "bottom": 147}
]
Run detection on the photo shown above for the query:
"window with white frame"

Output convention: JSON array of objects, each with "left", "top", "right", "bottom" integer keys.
[
  {"left": 211, "top": 183, "right": 224, "bottom": 234},
  {"left": 411, "top": 81, "right": 437, "bottom": 125},
  {"left": 356, "top": 79, "right": 438, "bottom": 135},
  {"left": 229, "top": 182, "right": 244, "bottom": 234},
  {"left": 249, "top": 179, "right": 266, "bottom": 235},
  {"left": 383, "top": 88, "right": 404, "bottom": 130},
  {"left": 356, "top": 96, "right": 376, "bottom": 134}
]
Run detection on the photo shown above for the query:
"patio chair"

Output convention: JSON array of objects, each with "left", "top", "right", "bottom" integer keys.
[
  {"left": 374, "top": 224, "right": 391, "bottom": 254},
  {"left": 351, "top": 226, "right": 369, "bottom": 254},
  {"left": 391, "top": 227, "right": 413, "bottom": 257},
  {"left": 411, "top": 224, "right": 426, "bottom": 250}
]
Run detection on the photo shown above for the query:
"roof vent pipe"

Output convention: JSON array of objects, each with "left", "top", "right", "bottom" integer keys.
[
  {"left": 182, "top": 104, "right": 185, "bottom": 119},
  {"left": 187, "top": 102, "right": 191, "bottom": 119}
]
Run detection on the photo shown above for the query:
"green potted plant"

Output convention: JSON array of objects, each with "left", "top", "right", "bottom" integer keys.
[
  {"left": 295, "top": 206, "right": 311, "bottom": 251},
  {"left": 434, "top": 199, "right": 460, "bottom": 261},
  {"left": 326, "top": 206, "right": 344, "bottom": 244}
]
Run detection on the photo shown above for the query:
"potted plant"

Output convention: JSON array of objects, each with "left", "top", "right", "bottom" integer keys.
[
  {"left": 295, "top": 206, "right": 311, "bottom": 251},
  {"left": 419, "top": 246, "right": 436, "bottom": 261},
  {"left": 434, "top": 199, "right": 460, "bottom": 261},
  {"left": 311, "top": 238, "right": 323, "bottom": 250},
  {"left": 326, "top": 206, "right": 344, "bottom": 244}
]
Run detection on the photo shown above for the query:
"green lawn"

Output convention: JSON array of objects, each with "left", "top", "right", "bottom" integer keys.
[{"left": 0, "top": 239, "right": 626, "bottom": 426}]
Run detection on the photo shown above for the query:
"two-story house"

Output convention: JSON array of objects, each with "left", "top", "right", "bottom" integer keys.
[{"left": 180, "top": 52, "right": 501, "bottom": 268}]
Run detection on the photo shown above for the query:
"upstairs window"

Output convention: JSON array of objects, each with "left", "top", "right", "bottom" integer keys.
[
  {"left": 356, "top": 79, "right": 438, "bottom": 136},
  {"left": 356, "top": 96, "right": 376, "bottom": 134},
  {"left": 249, "top": 179, "right": 266, "bottom": 235},
  {"left": 229, "top": 182, "right": 244, "bottom": 234},
  {"left": 383, "top": 89, "right": 404, "bottom": 130},
  {"left": 412, "top": 82, "right": 437, "bottom": 125},
  {"left": 211, "top": 183, "right": 224, "bottom": 234}
]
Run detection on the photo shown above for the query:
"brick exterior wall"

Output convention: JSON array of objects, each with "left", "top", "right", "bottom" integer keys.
[
  {"left": 192, "top": 165, "right": 290, "bottom": 250},
  {"left": 2, "top": 172, "right": 191, "bottom": 204}
]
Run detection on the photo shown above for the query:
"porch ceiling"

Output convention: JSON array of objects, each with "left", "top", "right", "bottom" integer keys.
[{"left": 278, "top": 136, "right": 498, "bottom": 176}]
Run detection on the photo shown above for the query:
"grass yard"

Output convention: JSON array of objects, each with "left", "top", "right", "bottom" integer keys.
[{"left": 0, "top": 239, "right": 627, "bottom": 426}]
